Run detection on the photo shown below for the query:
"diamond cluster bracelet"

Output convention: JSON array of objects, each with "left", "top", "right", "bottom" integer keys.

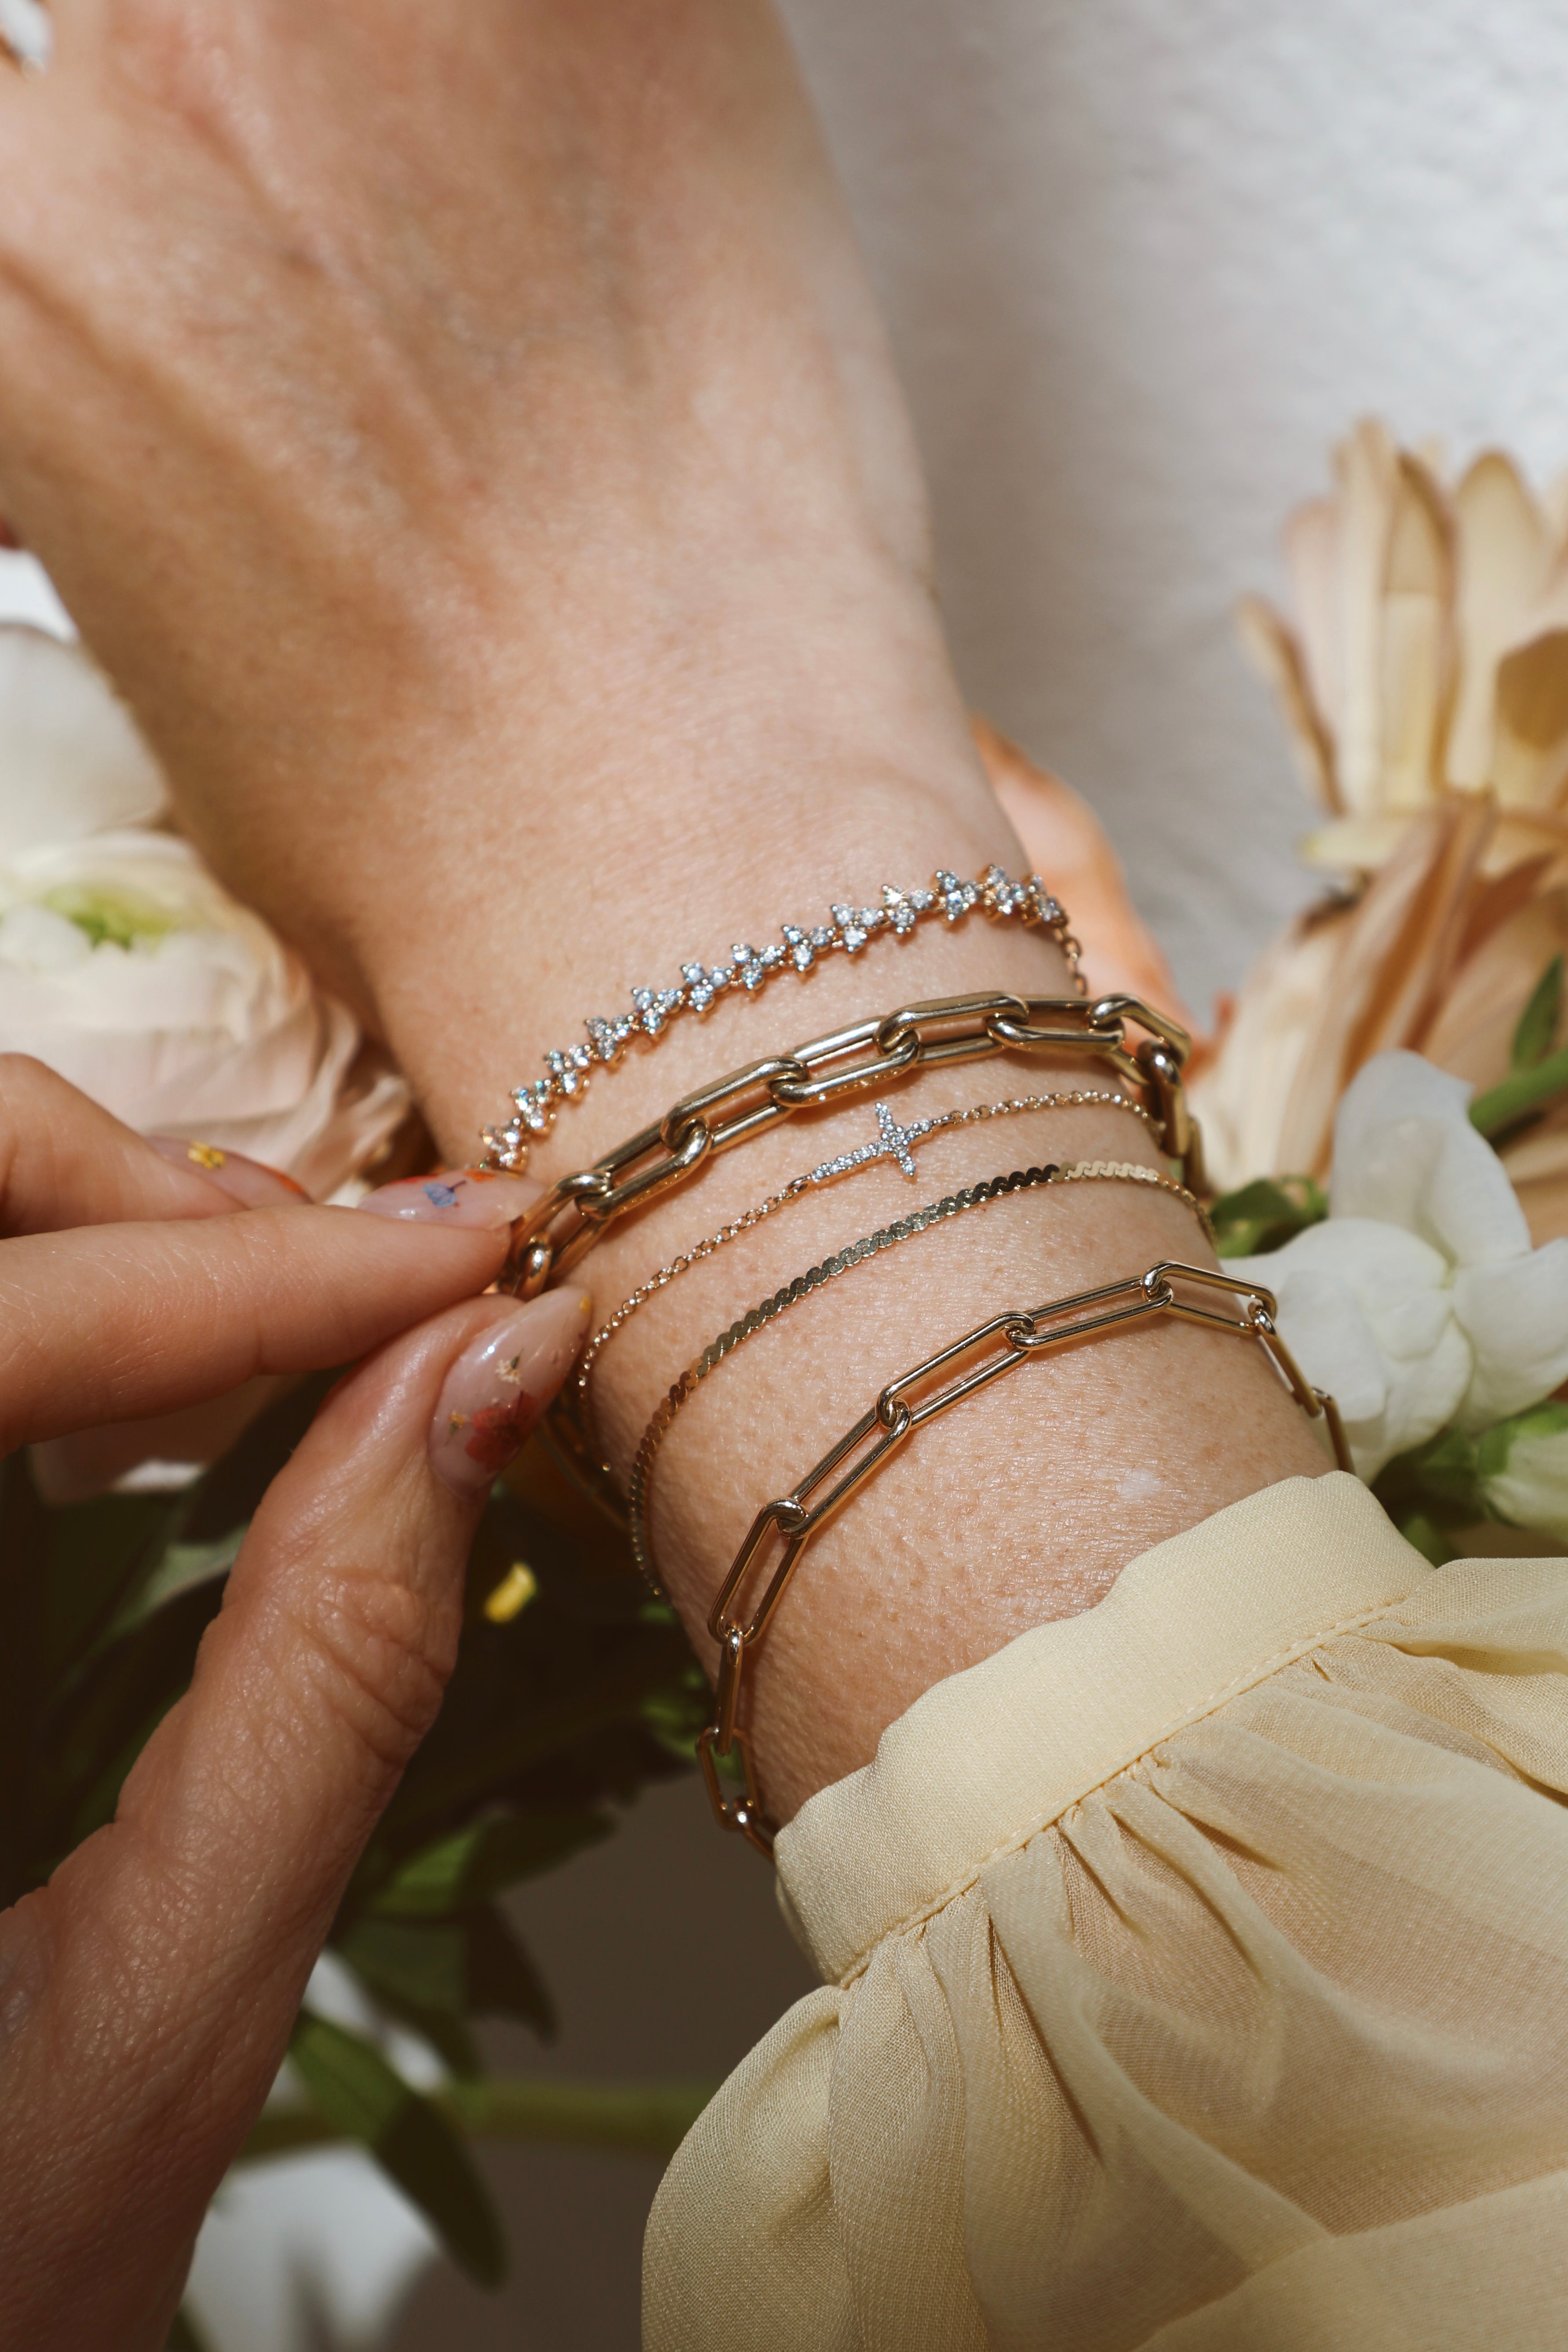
[{"left": 481, "top": 864, "right": 1079, "bottom": 1170}]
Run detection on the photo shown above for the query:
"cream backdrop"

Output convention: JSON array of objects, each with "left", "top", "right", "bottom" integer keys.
[{"left": 5, "top": 3, "right": 1568, "bottom": 2346}]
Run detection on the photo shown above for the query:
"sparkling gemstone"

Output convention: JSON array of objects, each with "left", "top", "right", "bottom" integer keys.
[
  {"left": 781, "top": 924, "right": 814, "bottom": 972},
  {"left": 760, "top": 943, "right": 785, "bottom": 969},
  {"left": 908, "top": 887, "right": 934, "bottom": 913},
  {"left": 631, "top": 985, "right": 683, "bottom": 1036},
  {"left": 809, "top": 925, "right": 835, "bottom": 948}
]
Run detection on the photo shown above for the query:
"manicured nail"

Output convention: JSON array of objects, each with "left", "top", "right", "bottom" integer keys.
[
  {"left": 358, "top": 1167, "right": 541, "bottom": 1232},
  {"left": 147, "top": 1134, "right": 310, "bottom": 1207},
  {"left": 428, "top": 1289, "right": 592, "bottom": 1496}
]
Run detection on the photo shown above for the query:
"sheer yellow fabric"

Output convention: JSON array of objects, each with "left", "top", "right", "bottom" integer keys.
[{"left": 644, "top": 1476, "right": 1568, "bottom": 2350}]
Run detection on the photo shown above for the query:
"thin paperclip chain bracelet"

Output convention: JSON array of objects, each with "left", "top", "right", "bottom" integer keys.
[
  {"left": 696, "top": 1261, "right": 1353, "bottom": 1854},
  {"left": 480, "top": 864, "right": 1082, "bottom": 1170},
  {"left": 571, "top": 1090, "right": 1166, "bottom": 1411},
  {"left": 628, "top": 1158, "right": 1211, "bottom": 1595}
]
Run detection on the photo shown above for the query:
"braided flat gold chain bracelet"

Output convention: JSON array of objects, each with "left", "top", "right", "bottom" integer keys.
[{"left": 695, "top": 1261, "right": 1352, "bottom": 1854}]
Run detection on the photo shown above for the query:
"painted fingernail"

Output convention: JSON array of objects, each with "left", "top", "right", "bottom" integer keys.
[
  {"left": 147, "top": 1135, "right": 310, "bottom": 1207},
  {"left": 358, "top": 1167, "right": 542, "bottom": 1232},
  {"left": 428, "top": 1289, "right": 592, "bottom": 1497}
]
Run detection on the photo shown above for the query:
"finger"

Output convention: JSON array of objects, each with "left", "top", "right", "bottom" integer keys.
[
  {"left": 0, "top": 1282, "right": 592, "bottom": 2347},
  {"left": 0, "top": 1203, "right": 516, "bottom": 1448},
  {"left": 0, "top": 1054, "right": 273, "bottom": 1234}
]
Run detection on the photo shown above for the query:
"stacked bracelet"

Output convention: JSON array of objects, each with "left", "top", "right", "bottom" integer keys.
[
  {"left": 696, "top": 1261, "right": 1352, "bottom": 1854},
  {"left": 481, "top": 863, "right": 1083, "bottom": 1171},
  {"left": 572, "top": 1094, "right": 1173, "bottom": 1412},
  {"left": 502, "top": 986, "right": 1200, "bottom": 1296},
  {"left": 628, "top": 1157, "right": 1212, "bottom": 1598}
]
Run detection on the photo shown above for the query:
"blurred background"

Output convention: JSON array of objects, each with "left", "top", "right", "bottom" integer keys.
[{"left": 8, "top": 0, "right": 1568, "bottom": 2342}]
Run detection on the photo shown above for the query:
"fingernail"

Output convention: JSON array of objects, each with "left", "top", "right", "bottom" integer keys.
[
  {"left": 428, "top": 1289, "right": 592, "bottom": 1497},
  {"left": 358, "top": 1167, "right": 542, "bottom": 1232},
  {"left": 147, "top": 1134, "right": 310, "bottom": 1207}
]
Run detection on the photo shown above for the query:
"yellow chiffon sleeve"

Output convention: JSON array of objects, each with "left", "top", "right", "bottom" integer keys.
[{"left": 643, "top": 1473, "right": 1568, "bottom": 2352}]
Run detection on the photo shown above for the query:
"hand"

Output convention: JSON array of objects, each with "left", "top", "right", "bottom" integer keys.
[
  {"left": 0, "top": 0, "right": 955, "bottom": 1032},
  {"left": 0, "top": 1058, "right": 591, "bottom": 2348}
]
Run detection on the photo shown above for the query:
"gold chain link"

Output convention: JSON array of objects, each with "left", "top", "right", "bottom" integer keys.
[
  {"left": 694, "top": 1262, "right": 1352, "bottom": 1854},
  {"left": 504, "top": 990, "right": 1200, "bottom": 1296}
]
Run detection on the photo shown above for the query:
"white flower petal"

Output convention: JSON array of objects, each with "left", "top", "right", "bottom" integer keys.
[
  {"left": 1232, "top": 1217, "right": 1472, "bottom": 1476},
  {"left": 0, "top": 628, "right": 165, "bottom": 851},
  {"left": 1453, "top": 1241, "right": 1568, "bottom": 1427},
  {"left": 0, "top": 826, "right": 408, "bottom": 1196},
  {"left": 1331, "top": 1049, "right": 1530, "bottom": 1266}
]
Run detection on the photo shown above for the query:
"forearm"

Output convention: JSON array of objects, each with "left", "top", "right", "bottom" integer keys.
[
  {"left": 0, "top": 0, "right": 1326, "bottom": 1827},
  {"left": 350, "top": 721, "right": 1324, "bottom": 1823}
]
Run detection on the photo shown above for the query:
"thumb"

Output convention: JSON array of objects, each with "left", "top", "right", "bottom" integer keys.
[{"left": 0, "top": 1284, "right": 591, "bottom": 2352}]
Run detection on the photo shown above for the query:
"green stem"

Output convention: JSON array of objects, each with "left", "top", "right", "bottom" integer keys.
[
  {"left": 1470, "top": 1047, "right": 1568, "bottom": 1138},
  {"left": 239, "top": 2076, "right": 716, "bottom": 2166}
]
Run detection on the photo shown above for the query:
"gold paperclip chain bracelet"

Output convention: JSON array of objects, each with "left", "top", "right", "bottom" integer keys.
[{"left": 696, "top": 1260, "right": 1352, "bottom": 1856}]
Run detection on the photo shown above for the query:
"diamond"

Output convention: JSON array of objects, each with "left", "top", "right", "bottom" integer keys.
[
  {"left": 511, "top": 1081, "right": 554, "bottom": 1132},
  {"left": 760, "top": 944, "right": 784, "bottom": 969},
  {"left": 682, "top": 961, "right": 715, "bottom": 1012},
  {"left": 882, "top": 886, "right": 918, "bottom": 936},
  {"left": 909, "top": 887, "right": 934, "bottom": 913},
  {"left": 631, "top": 985, "right": 683, "bottom": 1036},
  {"left": 547, "top": 1045, "right": 593, "bottom": 1095},
  {"left": 833, "top": 903, "right": 870, "bottom": 953},
  {"left": 781, "top": 924, "right": 814, "bottom": 973},
  {"left": 808, "top": 1099, "right": 936, "bottom": 1185},
  {"left": 809, "top": 925, "right": 836, "bottom": 949}
]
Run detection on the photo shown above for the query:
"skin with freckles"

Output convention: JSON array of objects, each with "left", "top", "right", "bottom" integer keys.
[{"left": 0, "top": 0, "right": 1325, "bottom": 1833}]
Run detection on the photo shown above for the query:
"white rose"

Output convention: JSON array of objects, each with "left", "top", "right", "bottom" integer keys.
[
  {"left": 1229, "top": 1051, "right": 1568, "bottom": 1479},
  {"left": 0, "top": 626, "right": 408, "bottom": 1197}
]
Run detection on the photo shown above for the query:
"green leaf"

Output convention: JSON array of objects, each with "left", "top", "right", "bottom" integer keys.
[
  {"left": 289, "top": 2012, "right": 506, "bottom": 2286},
  {"left": 367, "top": 1811, "right": 611, "bottom": 1919},
  {"left": 337, "top": 1907, "right": 554, "bottom": 2041},
  {"left": 1470, "top": 1044, "right": 1568, "bottom": 1140},
  {"left": 0, "top": 1454, "right": 50, "bottom": 1903},
  {"left": 94, "top": 1530, "right": 246, "bottom": 1654},
  {"left": 1208, "top": 1175, "right": 1327, "bottom": 1259},
  {"left": 1394, "top": 1512, "right": 1459, "bottom": 1568},
  {"left": 1513, "top": 955, "right": 1564, "bottom": 1071},
  {"left": 243, "top": 2073, "right": 719, "bottom": 2167},
  {"left": 1476, "top": 1397, "right": 1568, "bottom": 1481}
]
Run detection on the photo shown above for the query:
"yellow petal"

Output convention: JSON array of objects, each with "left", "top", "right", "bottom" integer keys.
[
  {"left": 972, "top": 717, "right": 1199, "bottom": 1032},
  {"left": 1334, "top": 419, "right": 1403, "bottom": 814},
  {"left": 1377, "top": 453, "right": 1455, "bottom": 810},
  {"left": 1448, "top": 451, "right": 1555, "bottom": 788},
  {"left": 1235, "top": 595, "right": 1341, "bottom": 813}
]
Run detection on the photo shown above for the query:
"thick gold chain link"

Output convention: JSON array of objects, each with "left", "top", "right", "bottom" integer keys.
[
  {"left": 505, "top": 991, "right": 1200, "bottom": 1295},
  {"left": 697, "top": 1262, "right": 1351, "bottom": 1854}
]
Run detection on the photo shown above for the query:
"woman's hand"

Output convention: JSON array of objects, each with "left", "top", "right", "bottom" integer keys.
[
  {"left": 0, "top": 1057, "right": 591, "bottom": 2348},
  {"left": 0, "top": 0, "right": 955, "bottom": 1041}
]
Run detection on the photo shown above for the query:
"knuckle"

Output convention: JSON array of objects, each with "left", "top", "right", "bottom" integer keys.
[{"left": 292, "top": 1569, "right": 459, "bottom": 1777}]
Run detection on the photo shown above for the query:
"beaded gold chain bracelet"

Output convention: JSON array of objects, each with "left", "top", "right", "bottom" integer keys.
[
  {"left": 696, "top": 1260, "right": 1352, "bottom": 1854},
  {"left": 628, "top": 1157, "right": 1212, "bottom": 1597},
  {"left": 481, "top": 864, "right": 1082, "bottom": 1171},
  {"left": 502, "top": 987, "right": 1200, "bottom": 1296}
]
